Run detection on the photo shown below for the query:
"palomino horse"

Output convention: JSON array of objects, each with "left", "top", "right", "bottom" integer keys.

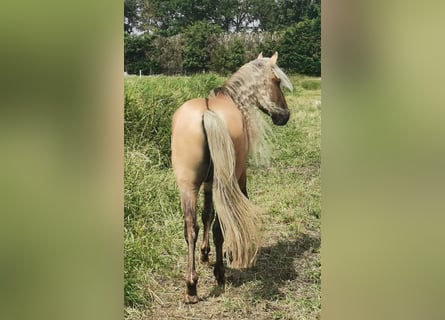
[{"left": 171, "top": 52, "right": 293, "bottom": 303}]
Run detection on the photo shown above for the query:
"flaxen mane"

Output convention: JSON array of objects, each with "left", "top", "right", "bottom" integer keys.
[{"left": 209, "top": 58, "right": 293, "bottom": 166}]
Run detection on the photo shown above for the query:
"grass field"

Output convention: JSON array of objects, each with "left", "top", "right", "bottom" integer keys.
[{"left": 124, "top": 73, "right": 321, "bottom": 319}]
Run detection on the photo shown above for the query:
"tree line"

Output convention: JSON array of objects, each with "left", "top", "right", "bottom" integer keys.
[{"left": 124, "top": 0, "right": 320, "bottom": 76}]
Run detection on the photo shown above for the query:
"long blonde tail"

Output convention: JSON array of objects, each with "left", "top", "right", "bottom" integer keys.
[{"left": 202, "top": 109, "right": 261, "bottom": 268}]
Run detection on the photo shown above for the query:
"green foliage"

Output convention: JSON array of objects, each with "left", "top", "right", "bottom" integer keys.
[
  {"left": 155, "top": 35, "right": 185, "bottom": 75},
  {"left": 182, "top": 22, "right": 223, "bottom": 73},
  {"left": 124, "top": 33, "right": 160, "bottom": 74},
  {"left": 124, "top": 22, "right": 320, "bottom": 77},
  {"left": 124, "top": 0, "right": 138, "bottom": 33},
  {"left": 130, "top": 0, "right": 320, "bottom": 34},
  {"left": 135, "top": 0, "right": 221, "bottom": 36},
  {"left": 279, "top": 18, "right": 321, "bottom": 76},
  {"left": 124, "top": 74, "right": 224, "bottom": 167},
  {"left": 210, "top": 38, "right": 246, "bottom": 75},
  {"left": 123, "top": 0, "right": 321, "bottom": 77},
  {"left": 274, "top": 0, "right": 320, "bottom": 31},
  {"left": 256, "top": 33, "right": 284, "bottom": 57}
]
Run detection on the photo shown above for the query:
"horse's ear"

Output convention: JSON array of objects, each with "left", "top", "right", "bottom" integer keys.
[
  {"left": 268, "top": 52, "right": 278, "bottom": 66},
  {"left": 257, "top": 52, "right": 263, "bottom": 59}
]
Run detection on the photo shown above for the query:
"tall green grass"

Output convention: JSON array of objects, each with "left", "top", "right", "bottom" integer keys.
[
  {"left": 124, "top": 73, "right": 226, "bottom": 306},
  {"left": 124, "top": 73, "right": 320, "bottom": 317},
  {"left": 124, "top": 74, "right": 224, "bottom": 167}
]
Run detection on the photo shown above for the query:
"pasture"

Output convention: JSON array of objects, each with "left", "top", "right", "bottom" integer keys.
[{"left": 124, "top": 73, "right": 321, "bottom": 319}]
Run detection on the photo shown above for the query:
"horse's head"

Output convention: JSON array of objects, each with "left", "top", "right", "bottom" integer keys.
[{"left": 256, "top": 52, "right": 293, "bottom": 126}]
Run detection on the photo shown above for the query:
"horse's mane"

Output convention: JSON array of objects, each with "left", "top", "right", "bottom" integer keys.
[{"left": 209, "top": 58, "right": 292, "bottom": 166}]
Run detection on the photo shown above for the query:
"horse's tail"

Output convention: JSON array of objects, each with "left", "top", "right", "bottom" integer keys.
[{"left": 202, "top": 109, "right": 261, "bottom": 269}]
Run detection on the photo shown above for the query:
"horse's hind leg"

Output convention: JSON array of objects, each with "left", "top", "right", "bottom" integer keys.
[
  {"left": 181, "top": 189, "right": 200, "bottom": 304},
  {"left": 212, "top": 215, "right": 225, "bottom": 286},
  {"left": 200, "top": 182, "right": 214, "bottom": 264}
]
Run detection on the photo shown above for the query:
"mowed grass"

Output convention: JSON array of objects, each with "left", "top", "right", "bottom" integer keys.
[{"left": 124, "top": 73, "right": 321, "bottom": 319}]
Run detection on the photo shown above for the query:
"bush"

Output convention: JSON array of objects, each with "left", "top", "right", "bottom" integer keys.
[
  {"left": 256, "top": 33, "right": 284, "bottom": 57},
  {"left": 124, "top": 33, "right": 160, "bottom": 75},
  {"left": 182, "top": 21, "right": 223, "bottom": 73},
  {"left": 279, "top": 18, "right": 321, "bottom": 76},
  {"left": 210, "top": 38, "right": 246, "bottom": 75},
  {"left": 124, "top": 24, "right": 321, "bottom": 76},
  {"left": 155, "top": 34, "right": 184, "bottom": 74}
]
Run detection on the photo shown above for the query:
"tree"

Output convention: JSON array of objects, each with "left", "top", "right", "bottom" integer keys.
[
  {"left": 125, "top": 0, "right": 320, "bottom": 34},
  {"left": 279, "top": 17, "right": 321, "bottom": 76},
  {"left": 182, "top": 22, "right": 222, "bottom": 73},
  {"left": 135, "top": 0, "right": 221, "bottom": 36},
  {"left": 250, "top": 0, "right": 275, "bottom": 31},
  {"left": 123, "top": 0, "right": 321, "bottom": 76},
  {"left": 124, "top": 0, "right": 139, "bottom": 34},
  {"left": 210, "top": 38, "right": 246, "bottom": 75},
  {"left": 251, "top": 0, "right": 321, "bottom": 31},
  {"left": 214, "top": 0, "right": 237, "bottom": 32},
  {"left": 124, "top": 33, "right": 160, "bottom": 74}
]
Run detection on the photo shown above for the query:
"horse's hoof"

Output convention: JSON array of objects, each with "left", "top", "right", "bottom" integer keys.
[{"left": 184, "top": 294, "right": 199, "bottom": 304}]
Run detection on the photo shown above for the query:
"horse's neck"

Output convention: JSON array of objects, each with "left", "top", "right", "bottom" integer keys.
[{"left": 223, "top": 83, "right": 259, "bottom": 115}]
